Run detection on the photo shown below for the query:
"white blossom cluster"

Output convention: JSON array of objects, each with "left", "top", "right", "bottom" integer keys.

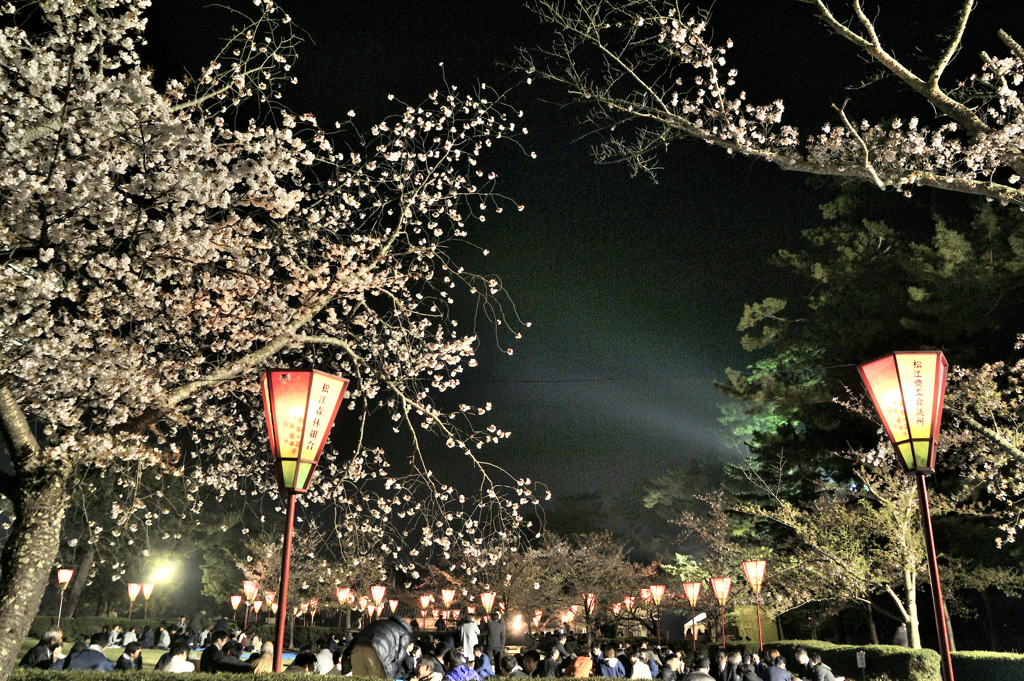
[
  {"left": 527, "top": 0, "right": 1024, "bottom": 204},
  {"left": 1, "top": 0, "right": 542, "bottom": 582}
]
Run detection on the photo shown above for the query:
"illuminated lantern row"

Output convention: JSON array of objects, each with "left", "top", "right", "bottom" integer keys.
[{"left": 858, "top": 351, "right": 947, "bottom": 474}]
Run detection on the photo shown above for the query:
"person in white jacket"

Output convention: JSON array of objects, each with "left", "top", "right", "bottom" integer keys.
[{"left": 630, "top": 651, "right": 653, "bottom": 679}]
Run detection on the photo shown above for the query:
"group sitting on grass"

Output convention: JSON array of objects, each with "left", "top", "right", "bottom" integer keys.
[{"left": 19, "top": 618, "right": 843, "bottom": 680}]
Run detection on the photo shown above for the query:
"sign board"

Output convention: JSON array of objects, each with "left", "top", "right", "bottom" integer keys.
[{"left": 856, "top": 651, "right": 866, "bottom": 669}]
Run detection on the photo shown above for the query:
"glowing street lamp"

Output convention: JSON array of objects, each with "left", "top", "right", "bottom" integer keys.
[
  {"left": 467, "top": 606, "right": 477, "bottom": 615},
  {"left": 441, "top": 588, "right": 456, "bottom": 609},
  {"left": 358, "top": 596, "right": 369, "bottom": 612},
  {"left": 741, "top": 561, "right": 767, "bottom": 652},
  {"left": 260, "top": 368, "right": 349, "bottom": 672},
  {"left": 639, "top": 587, "right": 652, "bottom": 603},
  {"left": 709, "top": 578, "right": 731, "bottom": 644},
  {"left": 419, "top": 595, "right": 432, "bottom": 610},
  {"left": 337, "top": 587, "right": 353, "bottom": 627},
  {"left": 681, "top": 582, "right": 702, "bottom": 655},
  {"left": 230, "top": 594, "right": 242, "bottom": 620},
  {"left": 127, "top": 583, "right": 142, "bottom": 620},
  {"left": 243, "top": 580, "right": 259, "bottom": 628},
  {"left": 141, "top": 583, "right": 155, "bottom": 618},
  {"left": 253, "top": 600, "right": 264, "bottom": 625},
  {"left": 56, "top": 569, "right": 74, "bottom": 626},
  {"left": 611, "top": 603, "right": 621, "bottom": 615},
  {"left": 648, "top": 584, "right": 666, "bottom": 644},
  {"left": 480, "top": 591, "right": 496, "bottom": 614},
  {"left": 859, "top": 350, "right": 954, "bottom": 681},
  {"left": 370, "top": 585, "right": 387, "bottom": 608},
  {"left": 265, "top": 591, "right": 276, "bottom": 606},
  {"left": 309, "top": 598, "right": 319, "bottom": 626},
  {"left": 271, "top": 603, "right": 278, "bottom": 615},
  {"left": 388, "top": 599, "right": 399, "bottom": 615},
  {"left": 622, "top": 596, "right": 635, "bottom": 610}
]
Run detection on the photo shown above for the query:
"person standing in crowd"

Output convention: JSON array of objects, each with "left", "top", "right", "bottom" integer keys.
[
  {"left": 20, "top": 626, "right": 63, "bottom": 670},
  {"left": 188, "top": 610, "right": 207, "bottom": 648},
  {"left": 483, "top": 612, "right": 505, "bottom": 669},
  {"left": 460, "top": 615, "right": 480, "bottom": 658}
]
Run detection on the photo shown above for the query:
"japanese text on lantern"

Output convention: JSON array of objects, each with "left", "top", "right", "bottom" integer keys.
[
  {"left": 913, "top": 360, "right": 925, "bottom": 427},
  {"left": 305, "top": 380, "right": 337, "bottom": 457}
]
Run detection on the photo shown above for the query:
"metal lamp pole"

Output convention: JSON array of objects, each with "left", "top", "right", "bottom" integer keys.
[{"left": 859, "top": 351, "right": 954, "bottom": 681}]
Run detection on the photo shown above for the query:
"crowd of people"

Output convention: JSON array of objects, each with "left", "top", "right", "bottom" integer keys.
[{"left": 19, "top": 611, "right": 842, "bottom": 681}]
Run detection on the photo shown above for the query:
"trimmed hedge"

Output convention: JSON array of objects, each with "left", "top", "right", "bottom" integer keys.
[
  {"left": 770, "top": 640, "right": 940, "bottom": 681},
  {"left": 30, "top": 617, "right": 170, "bottom": 644},
  {"left": 951, "top": 650, "right": 1024, "bottom": 681}
]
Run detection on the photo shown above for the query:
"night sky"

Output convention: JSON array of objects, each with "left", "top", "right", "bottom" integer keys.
[{"left": 143, "top": 1, "right": 1018, "bottom": 500}]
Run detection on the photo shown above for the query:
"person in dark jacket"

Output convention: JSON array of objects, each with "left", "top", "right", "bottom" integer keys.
[
  {"left": 792, "top": 650, "right": 812, "bottom": 680},
  {"left": 188, "top": 610, "right": 207, "bottom": 648},
  {"left": 682, "top": 656, "right": 715, "bottom": 681},
  {"left": 538, "top": 647, "right": 561, "bottom": 678},
  {"left": 20, "top": 626, "right": 63, "bottom": 670},
  {"left": 501, "top": 655, "right": 528, "bottom": 678},
  {"left": 483, "top": 612, "right": 505, "bottom": 668},
  {"left": 217, "top": 640, "right": 256, "bottom": 673},
  {"left": 737, "top": 662, "right": 761, "bottom": 681},
  {"left": 473, "top": 645, "right": 495, "bottom": 679},
  {"left": 115, "top": 642, "right": 143, "bottom": 671},
  {"left": 199, "top": 630, "right": 229, "bottom": 673},
  {"left": 658, "top": 654, "right": 681, "bottom": 681},
  {"left": 804, "top": 654, "right": 836, "bottom": 681},
  {"left": 63, "top": 633, "right": 115, "bottom": 671},
  {"left": 761, "top": 656, "right": 792, "bottom": 681},
  {"left": 342, "top": 616, "right": 413, "bottom": 679},
  {"left": 141, "top": 626, "right": 154, "bottom": 649}
]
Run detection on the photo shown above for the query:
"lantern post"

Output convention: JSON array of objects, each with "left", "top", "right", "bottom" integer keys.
[
  {"left": 55, "top": 569, "right": 74, "bottom": 626},
  {"left": 649, "top": 585, "right": 665, "bottom": 645},
  {"left": 858, "top": 351, "right": 954, "bottom": 681},
  {"left": 243, "top": 580, "right": 259, "bottom": 629},
  {"left": 709, "top": 577, "right": 731, "bottom": 645},
  {"left": 741, "top": 561, "right": 767, "bottom": 652},
  {"left": 681, "top": 582, "right": 701, "bottom": 656},
  {"left": 141, "top": 583, "right": 155, "bottom": 619},
  {"left": 230, "top": 594, "right": 242, "bottom": 620},
  {"left": 260, "top": 369, "right": 349, "bottom": 672},
  {"left": 127, "top": 583, "right": 142, "bottom": 620},
  {"left": 337, "top": 587, "right": 353, "bottom": 628}
]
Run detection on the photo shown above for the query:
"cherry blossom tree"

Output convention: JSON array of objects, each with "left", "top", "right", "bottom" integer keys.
[
  {"left": 0, "top": 0, "right": 542, "bottom": 675},
  {"left": 524, "top": 0, "right": 1024, "bottom": 205}
]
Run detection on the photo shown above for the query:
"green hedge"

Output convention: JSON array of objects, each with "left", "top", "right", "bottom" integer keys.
[
  {"left": 30, "top": 617, "right": 171, "bottom": 644},
  {"left": 951, "top": 650, "right": 1024, "bottom": 681},
  {"left": 770, "top": 640, "right": 941, "bottom": 681}
]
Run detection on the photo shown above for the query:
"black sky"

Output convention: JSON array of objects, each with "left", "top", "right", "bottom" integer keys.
[{"left": 143, "top": 1, "right": 1020, "bottom": 499}]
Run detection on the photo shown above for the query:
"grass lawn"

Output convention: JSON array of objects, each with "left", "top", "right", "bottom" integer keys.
[{"left": 17, "top": 640, "right": 200, "bottom": 671}]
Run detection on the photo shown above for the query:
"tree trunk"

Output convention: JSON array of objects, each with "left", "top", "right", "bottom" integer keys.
[
  {"left": 0, "top": 477, "right": 67, "bottom": 679},
  {"left": 865, "top": 602, "right": 880, "bottom": 645},
  {"left": 904, "top": 568, "right": 921, "bottom": 649},
  {"left": 980, "top": 591, "right": 998, "bottom": 650},
  {"left": 0, "top": 382, "right": 70, "bottom": 681},
  {"left": 64, "top": 544, "right": 96, "bottom": 619}
]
